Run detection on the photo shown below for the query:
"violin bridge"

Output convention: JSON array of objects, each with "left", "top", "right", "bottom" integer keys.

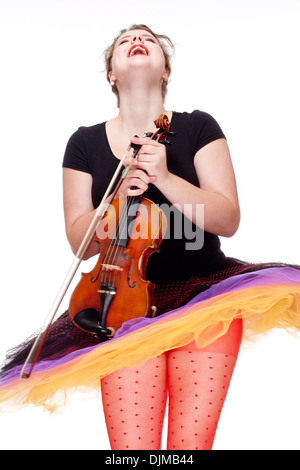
[{"left": 102, "top": 263, "right": 123, "bottom": 272}]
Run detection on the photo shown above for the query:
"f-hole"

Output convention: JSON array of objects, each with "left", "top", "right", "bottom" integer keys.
[{"left": 126, "top": 255, "right": 137, "bottom": 288}]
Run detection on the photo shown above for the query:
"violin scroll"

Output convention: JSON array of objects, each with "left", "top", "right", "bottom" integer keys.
[
  {"left": 154, "top": 114, "right": 170, "bottom": 133},
  {"left": 150, "top": 114, "right": 175, "bottom": 145}
]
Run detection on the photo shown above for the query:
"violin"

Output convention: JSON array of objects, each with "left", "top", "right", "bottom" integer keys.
[
  {"left": 20, "top": 114, "right": 173, "bottom": 378},
  {"left": 69, "top": 115, "right": 171, "bottom": 339}
]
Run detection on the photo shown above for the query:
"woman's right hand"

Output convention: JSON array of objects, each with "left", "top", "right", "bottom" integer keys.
[{"left": 117, "top": 157, "right": 155, "bottom": 197}]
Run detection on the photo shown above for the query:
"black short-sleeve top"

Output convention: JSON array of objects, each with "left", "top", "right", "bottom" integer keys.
[{"left": 63, "top": 110, "right": 228, "bottom": 283}]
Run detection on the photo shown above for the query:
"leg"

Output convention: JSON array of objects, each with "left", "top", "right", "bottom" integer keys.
[
  {"left": 167, "top": 318, "right": 243, "bottom": 450},
  {"left": 101, "top": 354, "right": 168, "bottom": 450}
]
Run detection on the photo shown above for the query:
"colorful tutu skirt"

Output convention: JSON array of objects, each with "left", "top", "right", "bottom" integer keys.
[{"left": 0, "top": 258, "right": 300, "bottom": 413}]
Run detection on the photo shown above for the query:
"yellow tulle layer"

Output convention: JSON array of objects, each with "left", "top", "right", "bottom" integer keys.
[{"left": 1, "top": 281, "right": 300, "bottom": 413}]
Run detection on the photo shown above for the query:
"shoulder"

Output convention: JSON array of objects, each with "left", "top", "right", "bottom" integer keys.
[
  {"left": 68, "top": 122, "right": 105, "bottom": 144},
  {"left": 173, "top": 110, "right": 226, "bottom": 153},
  {"left": 63, "top": 122, "right": 106, "bottom": 174},
  {"left": 64, "top": 122, "right": 106, "bottom": 155},
  {"left": 173, "top": 109, "right": 222, "bottom": 128}
]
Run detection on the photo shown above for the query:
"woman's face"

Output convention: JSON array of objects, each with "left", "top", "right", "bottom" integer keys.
[{"left": 109, "top": 29, "right": 169, "bottom": 84}]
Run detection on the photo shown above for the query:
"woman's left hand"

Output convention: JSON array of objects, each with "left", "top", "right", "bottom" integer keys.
[{"left": 130, "top": 136, "right": 169, "bottom": 188}]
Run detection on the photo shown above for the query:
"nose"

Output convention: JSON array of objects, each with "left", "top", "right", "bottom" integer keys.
[{"left": 131, "top": 35, "right": 143, "bottom": 43}]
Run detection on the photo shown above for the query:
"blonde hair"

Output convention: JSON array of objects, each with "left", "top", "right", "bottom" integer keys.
[{"left": 103, "top": 24, "right": 174, "bottom": 107}]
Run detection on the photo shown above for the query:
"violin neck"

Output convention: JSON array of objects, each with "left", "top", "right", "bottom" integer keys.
[{"left": 113, "top": 195, "right": 142, "bottom": 248}]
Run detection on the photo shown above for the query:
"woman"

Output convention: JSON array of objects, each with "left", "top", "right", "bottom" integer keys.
[
  {"left": 64, "top": 24, "right": 241, "bottom": 451},
  {"left": 0, "top": 24, "right": 300, "bottom": 450}
]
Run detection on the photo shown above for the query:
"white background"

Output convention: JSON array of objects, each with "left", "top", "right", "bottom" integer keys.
[{"left": 0, "top": 0, "right": 300, "bottom": 450}]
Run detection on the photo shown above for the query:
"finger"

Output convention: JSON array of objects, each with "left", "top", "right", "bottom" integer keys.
[
  {"left": 133, "top": 161, "right": 150, "bottom": 173},
  {"left": 148, "top": 175, "right": 157, "bottom": 183},
  {"left": 127, "top": 178, "right": 149, "bottom": 192},
  {"left": 127, "top": 188, "right": 145, "bottom": 196},
  {"left": 126, "top": 168, "right": 150, "bottom": 184},
  {"left": 131, "top": 164, "right": 156, "bottom": 183},
  {"left": 135, "top": 153, "right": 154, "bottom": 162},
  {"left": 131, "top": 136, "right": 160, "bottom": 147},
  {"left": 123, "top": 155, "right": 135, "bottom": 167},
  {"left": 126, "top": 182, "right": 148, "bottom": 196}
]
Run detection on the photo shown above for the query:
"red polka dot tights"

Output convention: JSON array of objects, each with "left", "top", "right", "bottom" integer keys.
[{"left": 101, "top": 318, "right": 243, "bottom": 450}]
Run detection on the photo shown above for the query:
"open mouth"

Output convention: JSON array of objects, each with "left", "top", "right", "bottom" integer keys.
[{"left": 128, "top": 44, "right": 149, "bottom": 57}]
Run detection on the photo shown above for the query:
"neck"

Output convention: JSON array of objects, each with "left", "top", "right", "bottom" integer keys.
[{"left": 116, "top": 83, "right": 168, "bottom": 137}]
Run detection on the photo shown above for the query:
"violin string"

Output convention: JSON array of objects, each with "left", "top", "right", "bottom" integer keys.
[
  {"left": 104, "top": 140, "right": 143, "bottom": 287},
  {"left": 100, "top": 200, "right": 126, "bottom": 286},
  {"left": 100, "top": 210, "right": 122, "bottom": 286},
  {"left": 104, "top": 141, "right": 138, "bottom": 285},
  {"left": 110, "top": 195, "right": 135, "bottom": 287},
  {"left": 101, "top": 194, "right": 135, "bottom": 287},
  {"left": 100, "top": 143, "right": 136, "bottom": 286},
  {"left": 111, "top": 195, "right": 135, "bottom": 287}
]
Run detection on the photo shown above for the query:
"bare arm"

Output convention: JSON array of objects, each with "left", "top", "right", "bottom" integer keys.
[
  {"left": 194, "top": 138, "right": 240, "bottom": 237},
  {"left": 63, "top": 168, "right": 100, "bottom": 259}
]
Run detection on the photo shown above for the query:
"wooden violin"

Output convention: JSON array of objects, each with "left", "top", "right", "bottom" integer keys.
[
  {"left": 20, "top": 114, "right": 173, "bottom": 378},
  {"left": 68, "top": 115, "right": 172, "bottom": 339}
]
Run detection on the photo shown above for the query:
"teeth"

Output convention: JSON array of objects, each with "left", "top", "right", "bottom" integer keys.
[{"left": 129, "top": 46, "right": 148, "bottom": 57}]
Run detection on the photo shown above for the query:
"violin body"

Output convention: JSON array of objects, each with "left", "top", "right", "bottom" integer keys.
[{"left": 69, "top": 195, "right": 167, "bottom": 339}]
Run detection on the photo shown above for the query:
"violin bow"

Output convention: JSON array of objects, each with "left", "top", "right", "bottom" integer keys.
[{"left": 20, "top": 145, "right": 134, "bottom": 379}]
